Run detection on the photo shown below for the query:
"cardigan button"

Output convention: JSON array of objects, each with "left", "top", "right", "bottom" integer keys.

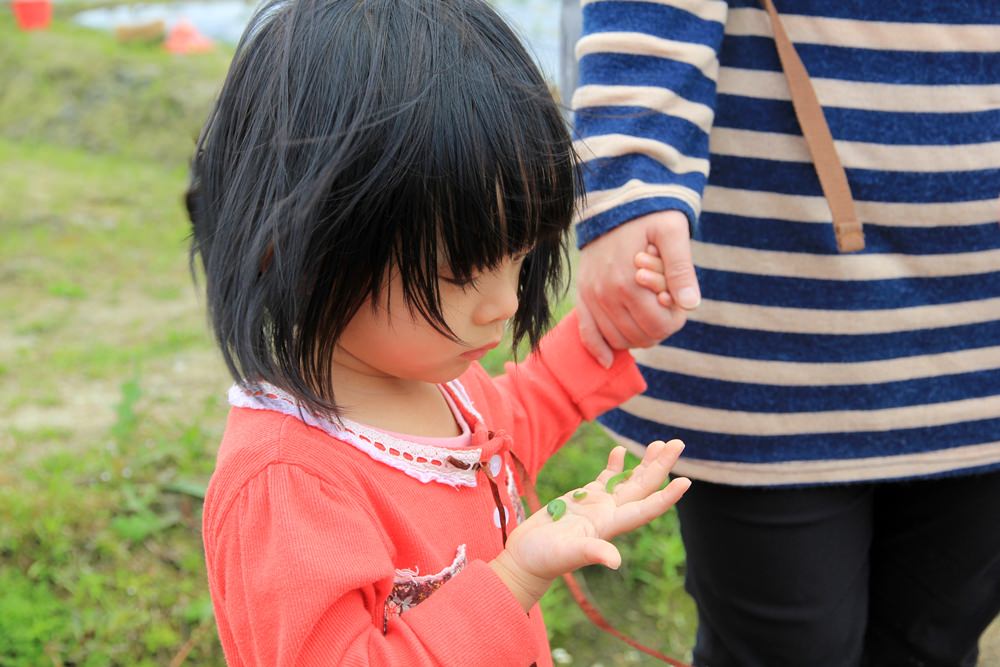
[
  {"left": 493, "top": 506, "right": 509, "bottom": 528},
  {"left": 488, "top": 454, "right": 503, "bottom": 477}
]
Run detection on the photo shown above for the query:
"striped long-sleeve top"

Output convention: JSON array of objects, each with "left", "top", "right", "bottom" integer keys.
[{"left": 573, "top": 0, "right": 1000, "bottom": 486}]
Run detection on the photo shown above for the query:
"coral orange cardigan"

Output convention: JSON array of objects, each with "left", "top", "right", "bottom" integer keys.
[{"left": 202, "top": 312, "right": 645, "bottom": 666}]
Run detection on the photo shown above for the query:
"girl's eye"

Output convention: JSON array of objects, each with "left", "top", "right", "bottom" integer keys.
[{"left": 441, "top": 275, "right": 480, "bottom": 291}]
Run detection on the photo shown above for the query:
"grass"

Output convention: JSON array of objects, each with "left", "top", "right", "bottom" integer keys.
[{"left": 0, "top": 10, "right": 694, "bottom": 666}]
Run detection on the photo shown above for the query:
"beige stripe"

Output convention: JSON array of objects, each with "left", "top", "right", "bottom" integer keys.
[
  {"left": 710, "top": 127, "right": 1000, "bottom": 172},
  {"left": 633, "top": 345, "right": 1000, "bottom": 386},
  {"left": 688, "top": 297, "right": 1000, "bottom": 335},
  {"left": 717, "top": 67, "right": 1000, "bottom": 113},
  {"left": 573, "top": 84, "right": 715, "bottom": 131},
  {"left": 622, "top": 393, "right": 1000, "bottom": 437},
  {"left": 690, "top": 242, "right": 1000, "bottom": 281},
  {"left": 702, "top": 185, "right": 999, "bottom": 227},
  {"left": 612, "top": 433, "right": 1000, "bottom": 485},
  {"left": 580, "top": 0, "right": 728, "bottom": 25},
  {"left": 575, "top": 134, "right": 710, "bottom": 175},
  {"left": 726, "top": 8, "right": 1000, "bottom": 53},
  {"left": 576, "top": 32, "right": 719, "bottom": 78},
  {"left": 576, "top": 179, "right": 701, "bottom": 222}
]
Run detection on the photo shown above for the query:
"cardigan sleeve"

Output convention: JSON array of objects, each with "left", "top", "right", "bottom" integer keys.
[
  {"left": 489, "top": 311, "right": 646, "bottom": 480},
  {"left": 573, "top": 0, "right": 728, "bottom": 245},
  {"left": 206, "top": 463, "right": 539, "bottom": 666}
]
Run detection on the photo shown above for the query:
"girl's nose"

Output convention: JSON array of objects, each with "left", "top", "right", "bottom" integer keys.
[{"left": 476, "top": 269, "right": 520, "bottom": 325}]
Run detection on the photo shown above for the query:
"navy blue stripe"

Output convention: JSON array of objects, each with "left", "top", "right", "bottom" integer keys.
[
  {"left": 641, "top": 366, "right": 1000, "bottom": 413},
  {"left": 697, "top": 269, "right": 1000, "bottom": 311},
  {"left": 574, "top": 106, "right": 708, "bottom": 159},
  {"left": 726, "top": 0, "right": 1000, "bottom": 25},
  {"left": 708, "top": 156, "right": 1000, "bottom": 204},
  {"left": 720, "top": 35, "right": 1000, "bottom": 85},
  {"left": 666, "top": 320, "right": 1000, "bottom": 363},
  {"left": 599, "top": 408, "right": 1000, "bottom": 464},
  {"left": 584, "top": 1, "right": 725, "bottom": 48},
  {"left": 579, "top": 53, "right": 717, "bottom": 107},
  {"left": 714, "top": 95, "right": 1000, "bottom": 146},
  {"left": 697, "top": 214, "right": 1000, "bottom": 255},
  {"left": 576, "top": 196, "right": 697, "bottom": 247},
  {"left": 581, "top": 154, "right": 707, "bottom": 193}
]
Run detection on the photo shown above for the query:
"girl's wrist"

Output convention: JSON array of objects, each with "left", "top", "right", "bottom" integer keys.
[{"left": 489, "top": 550, "right": 553, "bottom": 612}]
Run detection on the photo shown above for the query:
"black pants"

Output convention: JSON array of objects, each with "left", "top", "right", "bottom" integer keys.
[{"left": 676, "top": 470, "right": 1000, "bottom": 667}]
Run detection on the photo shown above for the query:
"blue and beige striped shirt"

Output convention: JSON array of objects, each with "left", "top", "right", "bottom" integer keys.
[{"left": 573, "top": 0, "right": 1000, "bottom": 486}]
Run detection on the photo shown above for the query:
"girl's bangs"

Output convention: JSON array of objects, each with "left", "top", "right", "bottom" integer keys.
[{"left": 389, "top": 30, "right": 577, "bottom": 333}]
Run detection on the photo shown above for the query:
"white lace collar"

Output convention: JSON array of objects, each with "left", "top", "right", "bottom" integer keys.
[{"left": 228, "top": 381, "right": 488, "bottom": 487}]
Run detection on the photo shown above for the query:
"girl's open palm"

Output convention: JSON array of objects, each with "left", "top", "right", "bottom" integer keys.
[{"left": 497, "top": 440, "right": 690, "bottom": 599}]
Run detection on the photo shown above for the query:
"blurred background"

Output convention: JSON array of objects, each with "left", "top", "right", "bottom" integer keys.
[
  {"left": 3, "top": 0, "right": 997, "bottom": 664},
  {"left": 0, "top": 1, "right": 696, "bottom": 664}
]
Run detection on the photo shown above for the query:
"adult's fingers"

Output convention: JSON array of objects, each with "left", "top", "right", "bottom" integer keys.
[
  {"left": 577, "top": 218, "right": 679, "bottom": 347},
  {"left": 623, "top": 290, "right": 687, "bottom": 343},
  {"left": 577, "top": 299, "right": 614, "bottom": 369},
  {"left": 588, "top": 276, "right": 662, "bottom": 346},
  {"left": 647, "top": 212, "right": 701, "bottom": 310}
]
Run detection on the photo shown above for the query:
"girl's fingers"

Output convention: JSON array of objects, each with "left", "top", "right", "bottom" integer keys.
[
  {"left": 542, "top": 534, "right": 622, "bottom": 573},
  {"left": 594, "top": 446, "right": 627, "bottom": 486},
  {"left": 635, "top": 251, "right": 673, "bottom": 308},
  {"left": 605, "top": 477, "right": 692, "bottom": 539},
  {"left": 578, "top": 537, "right": 623, "bottom": 570},
  {"left": 613, "top": 439, "right": 685, "bottom": 504},
  {"left": 634, "top": 251, "right": 666, "bottom": 273},
  {"left": 635, "top": 268, "right": 668, "bottom": 295}
]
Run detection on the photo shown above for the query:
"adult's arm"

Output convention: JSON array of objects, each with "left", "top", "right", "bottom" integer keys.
[{"left": 572, "top": 0, "right": 729, "bottom": 364}]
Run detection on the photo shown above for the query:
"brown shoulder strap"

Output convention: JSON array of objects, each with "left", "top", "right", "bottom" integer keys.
[{"left": 760, "top": 0, "right": 865, "bottom": 252}]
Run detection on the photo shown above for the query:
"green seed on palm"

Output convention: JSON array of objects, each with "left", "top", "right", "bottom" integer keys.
[
  {"left": 572, "top": 490, "right": 588, "bottom": 500},
  {"left": 605, "top": 468, "right": 634, "bottom": 493},
  {"left": 546, "top": 498, "right": 567, "bottom": 521}
]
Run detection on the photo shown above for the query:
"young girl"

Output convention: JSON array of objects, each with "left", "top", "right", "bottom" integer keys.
[{"left": 187, "top": 0, "right": 690, "bottom": 664}]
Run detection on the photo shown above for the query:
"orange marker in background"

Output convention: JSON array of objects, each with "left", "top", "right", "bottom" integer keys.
[
  {"left": 164, "top": 18, "right": 214, "bottom": 55},
  {"left": 12, "top": 0, "right": 52, "bottom": 31}
]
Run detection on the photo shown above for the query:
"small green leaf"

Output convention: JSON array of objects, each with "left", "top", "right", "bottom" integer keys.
[
  {"left": 546, "top": 499, "right": 567, "bottom": 521},
  {"left": 605, "top": 468, "right": 634, "bottom": 493}
]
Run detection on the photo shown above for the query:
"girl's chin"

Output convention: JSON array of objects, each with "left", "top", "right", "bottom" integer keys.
[{"left": 412, "top": 359, "right": 473, "bottom": 385}]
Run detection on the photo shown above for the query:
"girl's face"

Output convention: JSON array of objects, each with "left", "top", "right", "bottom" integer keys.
[{"left": 334, "top": 255, "right": 526, "bottom": 385}]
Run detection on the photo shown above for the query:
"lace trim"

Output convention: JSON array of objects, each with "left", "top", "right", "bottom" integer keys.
[{"left": 228, "top": 383, "right": 482, "bottom": 487}]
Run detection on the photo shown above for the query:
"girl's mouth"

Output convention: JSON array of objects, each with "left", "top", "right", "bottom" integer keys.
[{"left": 460, "top": 341, "right": 500, "bottom": 360}]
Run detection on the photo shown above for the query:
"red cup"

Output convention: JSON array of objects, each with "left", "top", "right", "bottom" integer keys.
[{"left": 12, "top": 0, "right": 53, "bottom": 30}]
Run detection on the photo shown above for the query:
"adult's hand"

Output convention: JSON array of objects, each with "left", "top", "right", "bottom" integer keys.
[{"left": 577, "top": 210, "right": 699, "bottom": 367}]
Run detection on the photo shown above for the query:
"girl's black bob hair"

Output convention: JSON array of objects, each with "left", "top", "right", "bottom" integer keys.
[{"left": 187, "top": 0, "right": 578, "bottom": 416}]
